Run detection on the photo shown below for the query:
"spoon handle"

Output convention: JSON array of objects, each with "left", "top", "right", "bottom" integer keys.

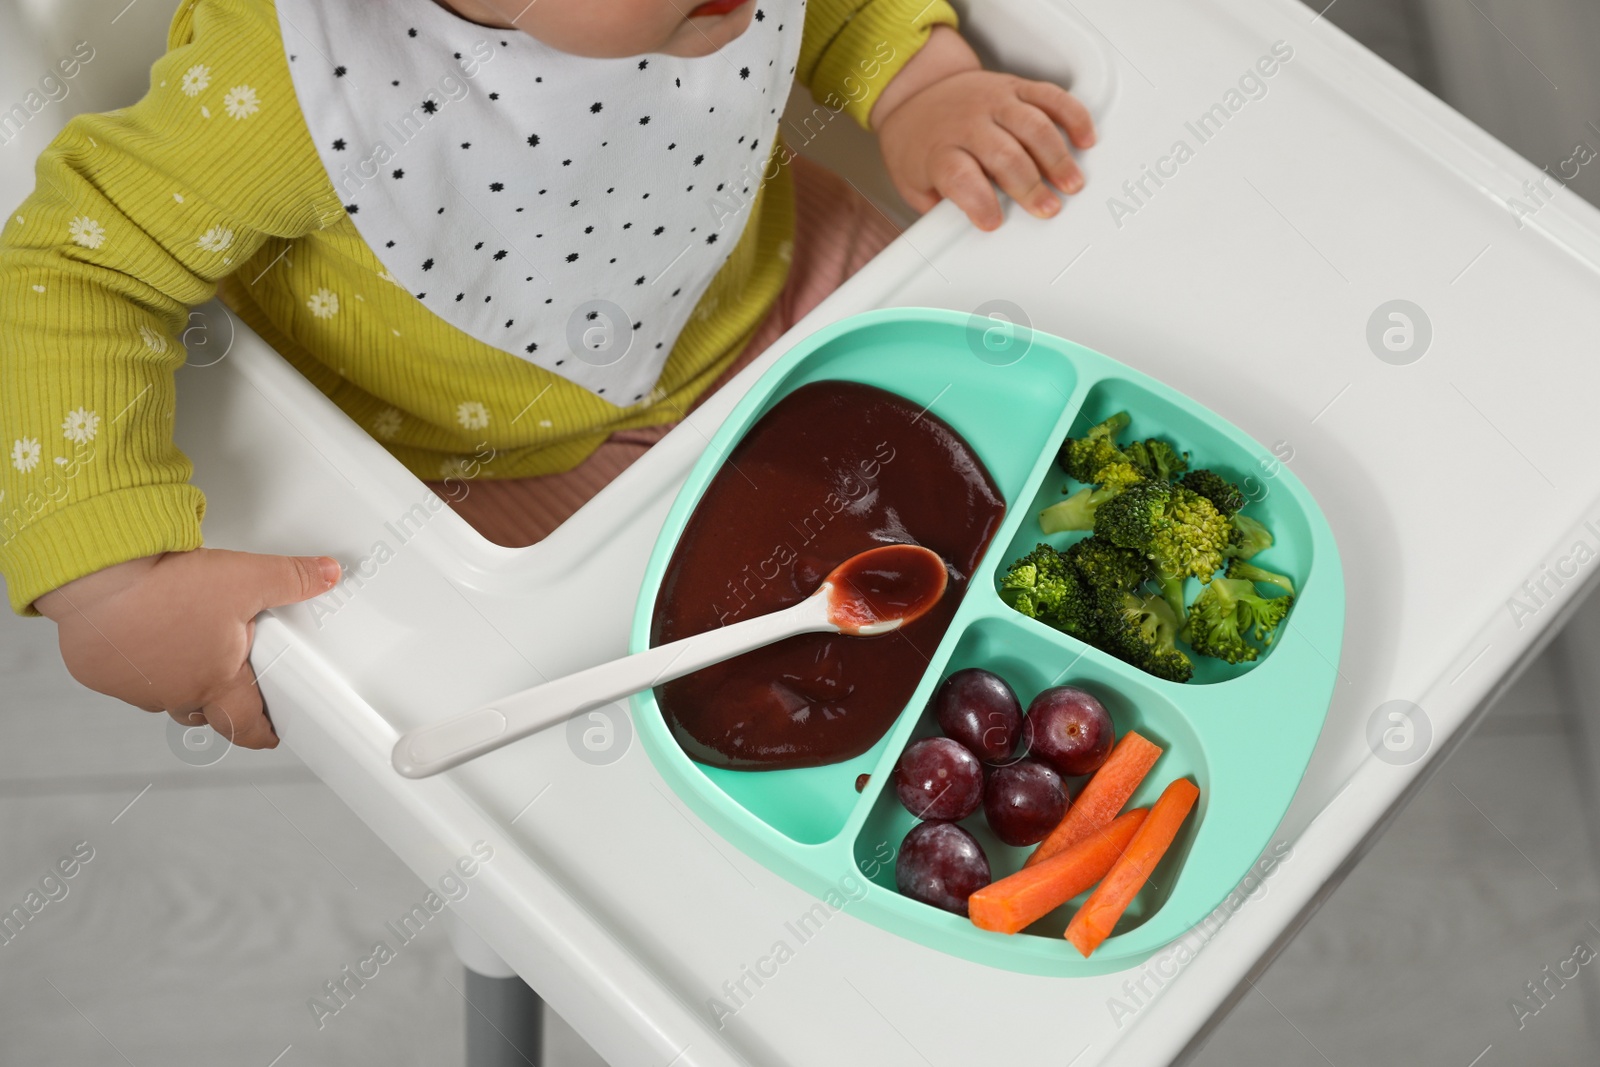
[{"left": 391, "top": 592, "right": 835, "bottom": 778}]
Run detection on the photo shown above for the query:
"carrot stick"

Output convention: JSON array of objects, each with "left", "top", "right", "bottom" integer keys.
[
  {"left": 1025, "top": 731, "right": 1163, "bottom": 868},
  {"left": 969, "top": 809, "right": 1149, "bottom": 934},
  {"left": 1064, "top": 777, "right": 1200, "bottom": 957}
]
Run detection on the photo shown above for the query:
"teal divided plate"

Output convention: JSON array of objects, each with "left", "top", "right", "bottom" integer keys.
[{"left": 629, "top": 307, "right": 1344, "bottom": 975}]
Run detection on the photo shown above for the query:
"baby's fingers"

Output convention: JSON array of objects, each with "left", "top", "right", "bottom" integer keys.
[
  {"left": 930, "top": 146, "right": 1003, "bottom": 231},
  {"left": 971, "top": 127, "right": 1058, "bottom": 220},
  {"left": 1018, "top": 81, "right": 1096, "bottom": 149},
  {"left": 996, "top": 100, "right": 1083, "bottom": 197},
  {"left": 200, "top": 663, "right": 279, "bottom": 749}
]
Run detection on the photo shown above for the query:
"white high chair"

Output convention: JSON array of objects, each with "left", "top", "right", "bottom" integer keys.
[{"left": 11, "top": 1, "right": 1600, "bottom": 1066}]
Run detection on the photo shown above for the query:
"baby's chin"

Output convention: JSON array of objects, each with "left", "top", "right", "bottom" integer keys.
[{"left": 657, "top": 2, "right": 757, "bottom": 57}]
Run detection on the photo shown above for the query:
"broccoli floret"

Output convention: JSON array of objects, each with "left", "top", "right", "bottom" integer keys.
[
  {"left": 1124, "top": 439, "right": 1190, "bottom": 482},
  {"left": 1056, "top": 412, "right": 1132, "bottom": 482},
  {"left": 999, "top": 544, "right": 1097, "bottom": 640},
  {"left": 1096, "top": 483, "right": 1230, "bottom": 583},
  {"left": 1179, "top": 469, "right": 1244, "bottom": 515},
  {"left": 1061, "top": 538, "right": 1191, "bottom": 681},
  {"left": 998, "top": 543, "right": 1072, "bottom": 614},
  {"left": 1171, "top": 473, "right": 1277, "bottom": 572},
  {"left": 1057, "top": 435, "right": 1126, "bottom": 486},
  {"left": 1040, "top": 485, "right": 1118, "bottom": 533},
  {"left": 1046, "top": 413, "right": 1157, "bottom": 531},
  {"left": 1184, "top": 578, "right": 1259, "bottom": 664},
  {"left": 1154, "top": 572, "right": 1188, "bottom": 630},
  {"left": 1239, "top": 586, "right": 1293, "bottom": 644},
  {"left": 1227, "top": 558, "right": 1295, "bottom": 597},
  {"left": 1041, "top": 450, "right": 1147, "bottom": 531},
  {"left": 1095, "top": 589, "right": 1193, "bottom": 683},
  {"left": 1093, "top": 479, "right": 1173, "bottom": 549},
  {"left": 1164, "top": 487, "right": 1231, "bottom": 582},
  {"left": 1094, "top": 458, "right": 1146, "bottom": 490},
  {"left": 1064, "top": 536, "right": 1149, "bottom": 594},
  {"left": 1226, "top": 513, "right": 1273, "bottom": 560},
  {"left": 1186, "top": 576, "right": 1295, "bottom": 663}
]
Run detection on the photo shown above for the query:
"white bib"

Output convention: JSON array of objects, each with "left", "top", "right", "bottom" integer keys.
[{"left": 275, "top": 0, "right": 804, "bottom": 406}]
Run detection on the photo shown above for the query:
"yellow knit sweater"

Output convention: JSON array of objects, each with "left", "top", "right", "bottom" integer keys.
[{"left": 0, "top": 0, "right": 955, "bottom": 615}]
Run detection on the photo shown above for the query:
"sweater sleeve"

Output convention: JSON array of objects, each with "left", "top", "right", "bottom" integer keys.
[
  {"left": 0, "top": 0, "right": 340, "bottom": 615},
  {"left": 797, "top": 0, "right": 959, "bottom": 129}
]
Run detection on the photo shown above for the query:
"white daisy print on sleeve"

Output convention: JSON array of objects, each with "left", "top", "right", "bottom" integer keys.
[
  {"left": 61, "top": 408, "right": 100, "bottom": 444},
  {"left": 181, "top": 64, "right": 210, "bottom": 97},
  {"left": 196, "top": 226, "right": 234, "bottom": 253},
  {"left": 138, "top": 323, "right": 169, "bottom": 352},
  {"left": 455, "top": 402, "right": 489, "bottom": 431},
  {"left": 306, "top": 288, "right": 339, "bottom": 318},
  {"left": 371, "top": 408, "right": 402, "bottom": 439},
  {"left": 223, "top": 85, "right": 260, "bottom": 120},
  {"left": 10, "top": 437, "right": 41, "bottom": 474},
  {"left": 68, "top": 216, "right": 105, "bottom": 249},
  {"left": 438, "top": 456, "right": 473, "bottom": 480}
]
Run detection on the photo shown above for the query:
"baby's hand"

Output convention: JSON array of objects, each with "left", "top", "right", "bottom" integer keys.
[
  {"left": 876, "top": 61, "right": 1095, "bottom": 232},
  {"left": 34, "top": 549, "right": 341, "bottom": 749}
]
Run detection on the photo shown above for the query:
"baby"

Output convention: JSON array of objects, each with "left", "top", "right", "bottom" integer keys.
[{"left": 0, "top": 0, "right": 1093, "bottom": 750}]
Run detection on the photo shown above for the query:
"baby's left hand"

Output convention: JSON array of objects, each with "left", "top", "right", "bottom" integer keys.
[{"left": 877, "top": 69, "right": 1096, "bottom": 232}]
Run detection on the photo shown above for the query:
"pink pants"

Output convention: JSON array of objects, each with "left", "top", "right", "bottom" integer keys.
[{"left": 426, "top": 156, "right": 902, "bottom": 547}]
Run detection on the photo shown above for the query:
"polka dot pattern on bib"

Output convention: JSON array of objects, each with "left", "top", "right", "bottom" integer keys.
[{"left": 276, "top": 0, "right": 803, "bottom": 405}]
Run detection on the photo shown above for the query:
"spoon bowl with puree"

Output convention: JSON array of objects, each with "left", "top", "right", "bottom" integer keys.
[{"left": 391, "top": 544, "right": 948, "bottom": 778}]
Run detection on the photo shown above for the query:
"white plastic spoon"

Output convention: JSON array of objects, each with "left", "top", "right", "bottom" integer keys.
[{"left": 390, "top": 543, "right": 949, "bottom": 779}]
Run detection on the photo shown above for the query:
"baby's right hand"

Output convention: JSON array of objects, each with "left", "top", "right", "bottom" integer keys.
[{"left": 33, "top": 549, "right": 341, "bottom": 749}]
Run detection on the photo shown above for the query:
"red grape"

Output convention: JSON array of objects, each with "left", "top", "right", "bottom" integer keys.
[
  {"left": 894, "top": 737, "right": 983, "bottom": 820},
  {"left": 1024, "top": 686, "right": 1114, "bottom": 777},
  {"left": 931, "top": 668, "right": 1022, "bottom": 763},
  {"left": 983, "top": 758, "right": 1068, "bottom": 846},
  {"left": 895, "top": 821, "right": 991, "bottom": 915}
]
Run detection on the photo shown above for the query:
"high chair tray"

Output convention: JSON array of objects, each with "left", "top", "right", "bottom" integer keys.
[{"left": 630, "top": 307, "right": 1343, "bottom": 973}]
